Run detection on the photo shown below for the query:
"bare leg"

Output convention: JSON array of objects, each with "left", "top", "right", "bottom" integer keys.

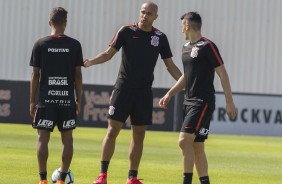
[
  {"left": 101, "top": 119, "right": 123, "bottom": 161},
  {"left": 60, "top": 130, "right": 73, "bottom": 173},
  {"left": 129, "top": 125, "right": 147, "bottom": 170},
  {"left": 37, "top": 129, "right": 51, "bottom": 172},
  {"left": 178, "top": 132, "right": 196, "bottom": 173},
  {"left": 193, "top": 142, "right": 208, "bottom": 177}
]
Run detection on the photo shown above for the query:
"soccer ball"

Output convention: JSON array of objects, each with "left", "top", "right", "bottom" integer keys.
[{"left": 51, "top": 167, "right": 74, "bottom": 184}]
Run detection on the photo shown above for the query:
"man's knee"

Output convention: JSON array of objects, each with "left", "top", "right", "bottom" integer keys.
[
  {"left": 178, "top": 133, "right": 195, "bottom": 150},
  {"left": 132, "top": 125, "right": 146, "bottom": 143},
  {"left": 107, "top": 119, "right": 123, "bottom": 139},
  {"left": 178, "top": 136, "right": 186, "bottom": 149},
  {"left": 38, "top": 130, "right": 50, "bottom": 145},
  {"left": 106, "top": 127, "right": 120, "bottom": 140},
  {"left": 61, "top": 130, "right": 73, "bottom": 145}
]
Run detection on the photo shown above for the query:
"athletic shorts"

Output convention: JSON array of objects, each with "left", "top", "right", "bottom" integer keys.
[
  {"left": 33, "top": 107, "right": 77, "bottom": 132},
  {"left": 181, "top": 101, "right": 215, "bottom": 142},
  {"left": 107, "top": 88, "right": 153, "bottom": 125}
]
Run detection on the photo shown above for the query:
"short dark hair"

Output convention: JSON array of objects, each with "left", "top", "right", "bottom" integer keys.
[
  {"left": 180, "top": 12, "right": 202, "bottom": 31},
  {"left": 50, "top": 7, "right": 68, "bottom": 26}
]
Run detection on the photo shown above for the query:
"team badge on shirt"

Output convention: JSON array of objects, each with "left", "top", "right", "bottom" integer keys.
[
  {"left": 190, "top": 47, "right": 199, "bottom": 58},
  {"left": 151, "top": 36, "right": 159, "bottom": 46}
]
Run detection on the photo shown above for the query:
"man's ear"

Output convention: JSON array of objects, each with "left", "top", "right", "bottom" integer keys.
[
  {"left": 186, "top": 23, "right": 190, "bottom": 31},
  {"left": 155, "top": 14, "right": 158, "bottom": 20}
]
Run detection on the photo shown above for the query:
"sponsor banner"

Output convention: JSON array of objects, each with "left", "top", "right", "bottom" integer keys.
[
  {"left": 0, "top": 80, "right": 30, "bottom": 123},
  {"left": 1, "top": 80, "right": 281, "bottom": 136},
  {"left": 0, "top": 80, "right": 174, "bottom": 131},
  {"left": 211, "top": 93, "right": 282, "bottom": 136}
]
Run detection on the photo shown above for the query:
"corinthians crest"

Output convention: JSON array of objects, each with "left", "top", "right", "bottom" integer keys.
[
  {"left": 151, "top": 36, "right": 159, "bottom": 46},
  {"left": 108, "top": 106, "right": 115, "bottom": 115},
  {"left": 190, "top": 47, "right": 199, "bottom": 58}
]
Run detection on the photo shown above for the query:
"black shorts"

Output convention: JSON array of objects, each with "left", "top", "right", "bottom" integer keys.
[
  {"left": 33, "top": 107, "right": 77, "bottom": 132},
  {"left": 107, "top": 88, "right": 153, "bottom": 125},
  {"left": 181, "top": 101, "right": 215, "bottom": 142}
]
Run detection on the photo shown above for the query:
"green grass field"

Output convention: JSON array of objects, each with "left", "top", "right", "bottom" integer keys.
[{"left": 0, "top": 123, "right": 281, "bottom": 184}]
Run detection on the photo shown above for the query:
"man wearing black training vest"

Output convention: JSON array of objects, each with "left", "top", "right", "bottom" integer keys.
[
  {"left": 84, "top": 2, "right": 182, "bottom": 184},
  {"left": 159, "top": 12, "right": 237, "bottom": 184},
  {"left": 30, "top": 7, "right": 83, "bottom": 184}
]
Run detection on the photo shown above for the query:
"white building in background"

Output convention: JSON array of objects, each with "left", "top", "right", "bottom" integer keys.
[{"left": 0, "top": 0, "right": 281, "bottom": 95}]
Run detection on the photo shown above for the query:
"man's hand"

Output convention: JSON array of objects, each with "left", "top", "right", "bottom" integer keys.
[
  {"left": 30, "top": 103, "right": 36, "bottom": 118},
  {"left": 76, "top": 101, "right": 81, "bottom": 115},
  {"left": 83, "top": 58, "right": 92, "bottom": 67},
  {"left": 159, "top": 94, "right": 172, "bottom": 109},
  {"left": 226, "top": 102, "right": 237, "bottom": 120}
]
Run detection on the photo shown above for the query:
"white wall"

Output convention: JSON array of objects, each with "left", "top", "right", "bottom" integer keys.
[{"left": 0, "top": 0, "right": 281, "bottom": 94}]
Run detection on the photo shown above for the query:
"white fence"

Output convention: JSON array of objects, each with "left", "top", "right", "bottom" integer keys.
[{"left": 0, "top": 0, "right": 281, "bottom": 95}]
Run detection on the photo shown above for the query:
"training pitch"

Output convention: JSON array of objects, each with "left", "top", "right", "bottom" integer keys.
[{"left": 0, "top": 123, "right": 281, "bottom": 184}]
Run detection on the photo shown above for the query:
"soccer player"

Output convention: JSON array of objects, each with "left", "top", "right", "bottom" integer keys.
[
  {"left": 84, "top": 1, "right": 182, "bottom": 184},
  {"left": 159, "top": 12, "right": 237, "bottom": 184},
  {"left": 29, "top": 7, "right": 83, "bottom": 184}
]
